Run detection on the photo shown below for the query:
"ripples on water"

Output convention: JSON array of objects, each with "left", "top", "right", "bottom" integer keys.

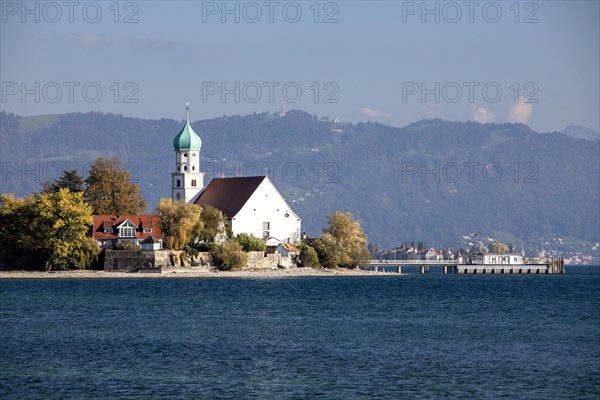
[{"left": 1, "top": 266, "right": 599, "bottom": 399}]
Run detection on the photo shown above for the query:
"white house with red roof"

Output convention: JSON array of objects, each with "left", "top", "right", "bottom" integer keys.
[
  {"left": 171, "top": 104, "right": 301, "bottom": 243},
  {"left": 92, "top": 215, "right": 163, "bottom": 250}
]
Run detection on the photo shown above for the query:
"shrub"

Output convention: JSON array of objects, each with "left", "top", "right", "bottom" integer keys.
[
  {"left": 114, "top": 242, "right": 141, "bottom": 251},
  {"left": 211, "top": 241, "right": 248, "bottom": 270},
  {"left": 235, "top": 233, "right": 266, "bottom": 252},
  {"left": 298, "top": 244, "right": 319, "bottom": 268}
]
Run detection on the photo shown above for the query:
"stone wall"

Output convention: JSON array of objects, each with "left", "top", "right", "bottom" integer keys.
[
  {"left": 246, "top": 251, "right": 280, "bottom": 269},
  {"left": 104, "top": 250, "right": 157, "bottom": 272}
]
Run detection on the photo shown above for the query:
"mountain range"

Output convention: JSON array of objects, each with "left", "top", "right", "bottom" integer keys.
[{"left": 1, "top": 110, "right": 598, "bottom": 251}]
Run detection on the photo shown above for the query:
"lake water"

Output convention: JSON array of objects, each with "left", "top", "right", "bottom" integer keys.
[{"left": 1, "top": 266, "right": 599, "bottom": 399}]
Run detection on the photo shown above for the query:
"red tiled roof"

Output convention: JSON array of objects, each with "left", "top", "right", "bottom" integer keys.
[
  {"left": 194, "top": 176, "right": 266, "bottom": 218},
  {"left": 91, "top": 215, "right": 163, "bottom": 240}
]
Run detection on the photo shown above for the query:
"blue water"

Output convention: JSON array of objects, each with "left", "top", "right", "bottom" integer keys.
[{"left": 1, "top": 266, "right": 599, "bottom": 399}]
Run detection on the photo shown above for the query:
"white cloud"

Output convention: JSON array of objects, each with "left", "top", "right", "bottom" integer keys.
[
  {"left": 507, "top": 96, "right": 533, "bottom": 123},
  {"left": 472, "top": 106, "right": 496, "bottom": 123},
  {"left": 74, "top": 34, "right": 104, "bottom": 45},
  {"left": 359, "top": 107, "right": 390, "bottom": 119}
]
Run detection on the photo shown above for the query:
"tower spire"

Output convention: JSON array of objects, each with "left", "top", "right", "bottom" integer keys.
[{"left": 279, "top": 97, "right": 286, "bottom": 117}]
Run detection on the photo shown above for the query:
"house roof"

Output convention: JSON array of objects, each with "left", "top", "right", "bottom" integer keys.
[
  {"left": 142, "top": 235, "right": 161, "bottom": 244},
  {"left": 193, "top": 176, "right": 266, "bottom": 218},
  {"left": 92, "top": 215, "right": 163, "bottom": 240},
  {"left": 278, "top": 243, "right": 300, "bottom": 253}
]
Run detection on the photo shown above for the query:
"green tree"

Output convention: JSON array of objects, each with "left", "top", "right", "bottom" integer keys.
[
  {"left": 211, "top": 240, "right": 247, "bottom": 270},
  {"left": 489, "top": 242, "right": 509, "bottom": 254},
  {"left": 314, "top": 211, "right": 370, "bottom": 268},
  {"left": 368, "top": 241, "right": 380, "bottom": 258},
  {"left": 298, "top": 244, "right": 319, "bottom": 268},
  {"left": 235, "top": 233, "right": 266, "bottom": 252},
  {"left": 157, "top": 198, "right": 202, "bottom": 250},
  {"left": 0, "top": 194, "right": 39, "bottom": 265},
  {"left": 36, "top": 188, "right": 98, "bottom": 270},
  {"left": 85, "top": 156, "right": 146, "bottom": 215},
  {"left": 197, "top": 205, "right": 227, "bottom": 242},
  {"left": 42, "top": 170, "right": 85, "bottom": 194}
]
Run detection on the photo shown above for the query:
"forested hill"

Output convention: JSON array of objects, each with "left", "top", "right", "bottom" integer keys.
[{"left": 1, "top": 110, "right": 598, "bottom": 249}]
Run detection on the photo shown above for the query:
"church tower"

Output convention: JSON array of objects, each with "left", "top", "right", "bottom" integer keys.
[{"left": 171, "top": 103, "right": 204, "bottom": 203}]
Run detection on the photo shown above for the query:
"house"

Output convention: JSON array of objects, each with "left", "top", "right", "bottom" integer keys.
[
  {"left": 194, "top": 176, "right": 301, "bottom": 243},
  {"left": 91, "top": 215, "right": 163, "bottom": 250},
  {"left": 424, "top": 248, "right": 438, "bottom": 260},
  {"left": 276, "top": 243, "right": 300, "bottom": 258},
  {"left": 170, "top": 103, "right": 302, "bottom": 244},
  {"left": 471, "top": 252, "right": 524, "bottom": 265}
]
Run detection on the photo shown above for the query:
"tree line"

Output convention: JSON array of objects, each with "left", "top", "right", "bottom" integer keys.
[{"left": 0, "top": 155, "right": 371, "bottom": 271}]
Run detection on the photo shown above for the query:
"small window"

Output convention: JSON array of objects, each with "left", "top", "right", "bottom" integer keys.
[
  {"left": 192, "top": 153, "right": 196, "bottom": 157},
  {"left": 263, "top": 222, "right": 270, "bottom": 230},
  {"left": 176, "top": 192, "right": 181, "bottom": 200},
  {"left": 263, "top": 231, "right": 269, "bottom": 238},
  {"left": 184, "top": 166, "right": 188, "bottom": 171},
  {"left": 192, "top": 166, "right": 195, "bottom": 171},
  {"left": 104, "top": 228, "right": 113, "bottom": 234},
  {"left": 177, "top": 164, "right": 180, "bottom": 171},
  {"left": 143, "top": 228, "right": 152, "bottom": 234},
  {"left": 176, "top": 179, "right": 181, "bottom": 188},
  {"left": 184, "top": 153, "right": 188, "bottom": 158},
  {"left": 191, "top": 179, "right": 197, "bottom": 187}
]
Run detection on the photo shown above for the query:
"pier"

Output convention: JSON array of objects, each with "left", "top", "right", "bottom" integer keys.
[{"left": 359, "top": 257, "right": 565, "bottom": 274}]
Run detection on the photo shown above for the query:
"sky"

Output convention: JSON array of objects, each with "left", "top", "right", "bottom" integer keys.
[{"left": 1, "top": 0, "right": 599, "bottom": 133}]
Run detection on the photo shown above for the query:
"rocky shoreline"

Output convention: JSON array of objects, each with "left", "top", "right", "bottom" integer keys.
[{"left": 0, "top": 267, "right": 393, "bottom": 279}]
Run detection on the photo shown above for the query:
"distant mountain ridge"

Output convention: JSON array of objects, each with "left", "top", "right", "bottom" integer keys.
[
  {"left": 1, "top": 110, "right": 598, "bottom": 250},
  {"left": 561, "top": 125, "right": 600, "bottom": 141}
]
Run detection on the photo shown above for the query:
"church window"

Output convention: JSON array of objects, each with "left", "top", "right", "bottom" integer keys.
[
  {"left": 184, "top": 166, "right": 188, "bottom": 171},
  {"left": 192, "top": 166, "right": 195, "bottom": 171},
  {"left": 263, "top": 231, "right": 269, "bottom": 239},
  {"left": 177, "top": 165, "right": 180, "bottom": 171},
  {"left": 184, "top": 153, "right": 188, "bottom": 158},
  {"left": 176, "top": 193, "right": 181, "bottom": 200},
  {"left": 192, "top": 179, "right": 197, "bottom": 187},
  {"left": 263, "top": 222, "right": 270, "bottom": 230},
  {"left": 176, "top": 179, "right": 181, "bottom": 187}
]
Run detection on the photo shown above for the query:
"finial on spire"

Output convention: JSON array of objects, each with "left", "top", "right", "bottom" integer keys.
[{"left": 185, "top": 102, "right": 190, "bottom": 120}]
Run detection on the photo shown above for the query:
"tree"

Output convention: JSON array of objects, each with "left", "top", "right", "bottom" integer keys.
[
  {"left": 368, "top": 241, "right": 380, "bottom": 258},
  {"left": 489, "top": 242, "right": 509, "bottom": 254},
  {"left": 197, "top": 205, "right": 227, "bottom": 242},
  {"left": 235, "top": 233, "right": 266, "bottom": 252},
  {"left": 42, "top": 170, "right": 85, "bottom": 194},
  {"left": 36, "top": 188, "right": 98, "bottom": 270},
  {"left": 0, "top": 194, "right": 39, "bottom": 265},
  {"left": 314, "top": 211, "right": 370, "bottom": 268},
  {"left": 298, "top": 244, "right": 319, "bottom": 268},
  {"left": 211, "top": 240, "right": 247, "bottom": 270},
  {"left": 85, "top": 156, "right": 146, "bottom": 215},
  {"left": 157, "top": 198, "right": 202, "bottom": 250}
]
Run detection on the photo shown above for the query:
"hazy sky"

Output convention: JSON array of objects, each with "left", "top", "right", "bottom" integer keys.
[{"left": 1, "top": 1, "right": 599, "bottom": 133}]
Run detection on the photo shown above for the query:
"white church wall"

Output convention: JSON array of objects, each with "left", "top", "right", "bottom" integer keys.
[{"left": 232, "top": 178, "right": 301, "bottom": 243}]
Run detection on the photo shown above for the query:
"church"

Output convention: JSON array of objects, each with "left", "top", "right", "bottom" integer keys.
[{"left": 171, "top": 104, "right": 301, "bottom": 244}]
